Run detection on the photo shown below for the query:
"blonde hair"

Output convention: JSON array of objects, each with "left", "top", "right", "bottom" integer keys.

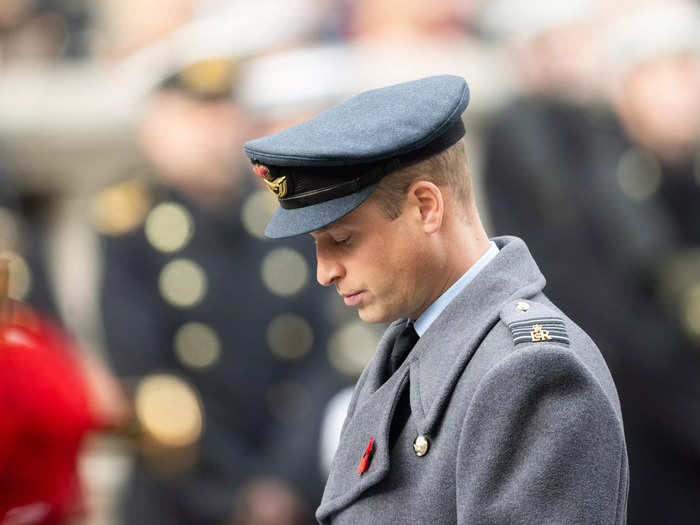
[{"left": 370, "top": 138, "right": 471, "bottom": 220}]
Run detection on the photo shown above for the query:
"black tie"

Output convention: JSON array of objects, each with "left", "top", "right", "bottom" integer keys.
[
  {"left": 387, "top": 321, "right": 419, "bottom": 451},
  {"left": 389, "top": 321, "right": 419, "bottom": 375}
]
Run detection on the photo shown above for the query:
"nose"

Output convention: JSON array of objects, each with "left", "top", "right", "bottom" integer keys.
[{"left": 316, "top": 244, "right": 345, "bottom": 286}]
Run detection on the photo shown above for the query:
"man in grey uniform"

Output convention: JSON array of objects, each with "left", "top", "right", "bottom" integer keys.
[{"left": 244, "top": 75, "right": 628, "bottom": 524}]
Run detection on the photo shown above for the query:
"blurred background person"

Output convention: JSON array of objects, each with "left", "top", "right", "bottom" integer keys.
[
  {"left": 0, "top": 0, "right": 91, "bottom": 66},
  {"left": 482, "top": 1, "right": 700, "bottom": 522},
  {"left": 94, "top": 5, "right": 367, "bottom": 523}
]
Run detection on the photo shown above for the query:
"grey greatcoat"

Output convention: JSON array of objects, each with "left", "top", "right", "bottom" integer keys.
[{"left": 316, "top": 236, "right": 629, "bottom": 524}]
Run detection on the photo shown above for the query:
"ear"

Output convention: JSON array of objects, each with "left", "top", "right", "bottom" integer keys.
[{"left": 407, "top": 181, "right": 444, "bottom": 234}]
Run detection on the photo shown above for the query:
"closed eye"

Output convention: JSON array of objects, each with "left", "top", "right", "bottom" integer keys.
[{"left": 334, "top": 236, "right": 351, "bottom": 247}]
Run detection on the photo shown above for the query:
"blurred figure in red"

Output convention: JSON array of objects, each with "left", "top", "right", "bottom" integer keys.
[{"left": 0, "top": 270, "right": 104, "bottom": 524}]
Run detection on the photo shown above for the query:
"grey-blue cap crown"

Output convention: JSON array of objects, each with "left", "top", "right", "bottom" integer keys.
[{"left": 243, "top": 75, "right": 470, "bottom": 167}]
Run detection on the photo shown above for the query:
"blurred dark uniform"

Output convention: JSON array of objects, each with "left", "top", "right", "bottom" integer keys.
[
  {"left": 0, "top": 163, "right": 57, "bottom": 316},
  {"left": 484, "top": 96, "right": 700, "bottom": 524},
  {"left": 96, "top": 66, "right": 354, "bottom": 525}
]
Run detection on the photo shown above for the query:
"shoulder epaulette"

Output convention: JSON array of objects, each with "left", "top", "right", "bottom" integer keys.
[
  {"left": 499, "top": 300, "right": 570, "bottom": 347},
  {"left": 91, "top": 177, "right": 153, "bottom": 236}
]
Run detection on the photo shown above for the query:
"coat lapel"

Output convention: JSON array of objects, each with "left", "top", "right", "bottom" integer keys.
[{"left": 317, "top": 361, "right": 410, "bottom": 521}]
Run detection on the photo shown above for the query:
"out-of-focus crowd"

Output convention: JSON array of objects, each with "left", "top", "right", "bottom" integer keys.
[{"left": 0, "top": 0, "right": 699, "bottom": 524}]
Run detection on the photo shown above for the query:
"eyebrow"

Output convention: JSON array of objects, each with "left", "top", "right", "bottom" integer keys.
[
  {"left": 313, "top": 224, "right": 343, "bottom": 235},
  {"left": 312, "top": 220, "right": 355, "bottom": 237}
]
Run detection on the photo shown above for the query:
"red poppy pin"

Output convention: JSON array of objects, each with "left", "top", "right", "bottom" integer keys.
[{"left": 357, "top": 437, "right": 374, "bottom": 475}]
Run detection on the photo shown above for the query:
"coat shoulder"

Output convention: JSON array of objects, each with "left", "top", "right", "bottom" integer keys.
[{"left": 492, "top": 296, "right": 624, "bottom": 420}]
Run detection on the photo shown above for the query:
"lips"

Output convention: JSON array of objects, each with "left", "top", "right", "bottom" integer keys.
[{"left": 342, "top": 291, "right": 364, "bottom": 306}]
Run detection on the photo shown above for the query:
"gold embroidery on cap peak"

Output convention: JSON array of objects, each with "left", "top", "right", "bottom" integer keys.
[{"left": 265, "top": 176, "right": 288, "bottom": 198}]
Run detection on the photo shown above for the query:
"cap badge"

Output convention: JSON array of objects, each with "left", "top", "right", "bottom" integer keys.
[{"left": 253, "top": 164, "right": 288, "bottom": 198}]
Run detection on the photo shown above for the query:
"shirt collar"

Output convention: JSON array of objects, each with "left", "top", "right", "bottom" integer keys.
[{"left": 413, "top": 241, "right": 499, "bottom": 337}]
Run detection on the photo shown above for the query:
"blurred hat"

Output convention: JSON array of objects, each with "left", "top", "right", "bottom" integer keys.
[
  {"left": 605, "top": 1, "right": 700, "bottom": 77},
  {"left": 118, "top": 0, "right": 324, "bottom": 99},
  {"left": 243, "top": 75, "right": 470, "bottom": 238},
  {"left": 238, "top": 44, "right": 355, "bottom": 118},
  {"left": 478, "top": 0, "right": 598, "bottom": 42},
  {"left": 239, "top": 41, "right": 511, "bottom": 119},
  {"left": 160, "top": 57, "right": 240, "bottom": 100}
]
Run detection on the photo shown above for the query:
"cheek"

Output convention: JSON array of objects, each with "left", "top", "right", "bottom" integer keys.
[
  {"left": 393, "top": 238, "right": 432, "bottom": 303},
  {"left": 368, "top": 235, "right": 416, "bottom": 297}
]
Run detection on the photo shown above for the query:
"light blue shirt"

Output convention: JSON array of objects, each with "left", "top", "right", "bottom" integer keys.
[{"left": 413, "top": 241, "right": 499, "bottom": 337}]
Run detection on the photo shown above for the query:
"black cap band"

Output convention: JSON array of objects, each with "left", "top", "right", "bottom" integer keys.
[{"left": 274, "top": 117, "right": 465, "bottom": 210}]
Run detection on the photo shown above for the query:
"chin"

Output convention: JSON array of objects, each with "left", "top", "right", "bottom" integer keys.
[{"left": 357, "top": 305, "right": 395, "bottom": 324}]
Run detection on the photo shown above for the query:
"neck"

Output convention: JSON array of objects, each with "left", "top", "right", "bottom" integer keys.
[
  {"left": 447, "top": 202, "right": 491, "bottom": 276},
  {"left": 411, "top": 209, "right": 491, "bottom": 320}
]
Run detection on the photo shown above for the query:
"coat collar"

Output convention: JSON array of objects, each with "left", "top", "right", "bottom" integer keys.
[
  {"left": 408, "top": 235, "right": 545, "bottom": 436},
  {"left": 316, "top": 235, "right": 546, "bottom": 522}
]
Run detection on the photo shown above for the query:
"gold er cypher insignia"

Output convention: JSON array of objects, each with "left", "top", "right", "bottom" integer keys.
[{"left": 530, "top": 324, "right": 552, "bottom": 342}]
